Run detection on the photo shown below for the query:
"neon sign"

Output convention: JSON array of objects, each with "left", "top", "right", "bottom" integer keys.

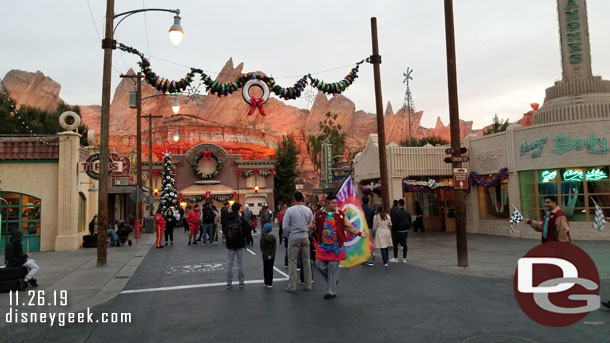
[
  {"left": 586, "top": 168, "right": 608, "bottom": 181},
  {"left": 562, "top": 169, "right": 583, "bottom": 181},
  {"left": 541, "top": 170, "right": 558, "bottom": 183}
]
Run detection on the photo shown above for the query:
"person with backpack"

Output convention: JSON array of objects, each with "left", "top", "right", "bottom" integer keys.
[
  {"left": 200, "top": 202, "right": 216, "bottom": 245},
  {"left": 260, "top": 223, "right": 277, "bottom": 288},
  {"left": 391, "top": 199, "right": 412, "bottom": 262},
  {"left": 224, "top": 202, "right": 248, "bottom": 289}
]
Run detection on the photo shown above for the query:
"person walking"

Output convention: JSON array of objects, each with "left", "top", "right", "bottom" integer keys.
[
  {"left": 391, "top": 199, "right": 412, "bottom": 262},
  {"left": 220, "top": 201, "right": 230, "bottom": 242},
  {"left": 154, "top": 207, "right": 166, "bottom": 249},
  {"left": 179, "top": 206, "right": 187, "bottom": 233},
  {"left": 361, "top": 196, "right": 375, "bottom": 266},
  {"left": 282, "top": 191, "right": 314, "bottom": 293},
  {"left": 5, "top": 229, "right": 39, "bottom": 290},
  {"left": 278, "top": 204, "right": 287, "bottom": 247},
  {"left": 212, "top": 206, "right": 220, "bottom": 244},
  {"left": 524, "top": 195, "right": 571, "bottom": 243},
  {"left": 163, "top": 206, "right": 176, "bottom": 245},
  {"left": 201, "top": 202, "right": 216, "bottom": 245},
  {"left": 260, "top": 223, "right": 277, "bottom": 288},
  {"left": 224, "top": 202, "right": 248, "bottom": 289},
  {"left": 186, "top": 204, "right": 201, "bottom": 245},
  {"left": 259, "top": 204, "right": 272, "bottom": 234},
  {"left": 242, "top": 204, "right": 255, "bottom": 246},
  {"left": 311, "top": 195, "right": 369, "bottom": 299},
  {"left": 412, "top": 201, "right": 426, "bottom": 232},
  {"left": 389, "top": 200, "right": 399, "bottom": 261},
  {"left": 373, "top": 205, "right": 393, "bottom": 266}
]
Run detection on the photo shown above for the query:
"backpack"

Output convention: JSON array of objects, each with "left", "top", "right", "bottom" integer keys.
[
  {"left": 226, "top": 216, "right": 244, "bottom": 241},
  {"left": 202, "top": 206, "right": 215, "bottom": 223}
]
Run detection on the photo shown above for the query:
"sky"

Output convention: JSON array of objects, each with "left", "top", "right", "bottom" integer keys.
[{"left": 2, "top": 0, "right": 610, "bottom": 129}]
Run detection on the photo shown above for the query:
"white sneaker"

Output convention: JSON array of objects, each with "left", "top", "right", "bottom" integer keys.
[
  {"left": 384, "top": 264, "right": 388, "bottom": 267},
  {"left": 389, "top": 258, "right": 398, "bottom": 263},
  {"left": 402, "top": 258, "right": 407, "bottom": 263}
]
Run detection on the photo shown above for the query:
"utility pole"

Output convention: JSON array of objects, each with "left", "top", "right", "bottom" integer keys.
[
  {"left": 97, "top": 0, "right": 115, "bottom": 266},
  {"left": 120, "top": 73, "right": 144, "bottom": 236},
  {"left": 143, "top": 114, "right": 162, "bottom": 215},
  {"left": 443, "top": 0, "right": 468, "bottom": 267},
  {"left": 370, "top": 17, "right": 391, "bottom": 214}
]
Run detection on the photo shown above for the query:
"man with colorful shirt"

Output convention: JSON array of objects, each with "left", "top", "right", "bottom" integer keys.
[
  {"left": 525, "top": 195, "right": 571, "bottom": 243},
  {"left": 310, "top": 194, "right": 369, "bottom": 299}
]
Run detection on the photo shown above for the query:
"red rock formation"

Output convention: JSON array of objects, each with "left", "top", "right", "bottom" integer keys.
[{"left": 1, "top": 70, "right": 62, "bottom": 112}]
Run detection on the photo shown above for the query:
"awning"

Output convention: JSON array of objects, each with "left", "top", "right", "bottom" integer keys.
[{"left": 180, "top": 184, "right": 236, "bottom": 196}]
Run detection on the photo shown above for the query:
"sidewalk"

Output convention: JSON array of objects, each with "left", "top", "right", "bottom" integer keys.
[
  {"left": 0, "top": 233, "right": 155, "bottom": 321},
  {"left": 404, "top": 231, "right": 610, "bottom": 280}
]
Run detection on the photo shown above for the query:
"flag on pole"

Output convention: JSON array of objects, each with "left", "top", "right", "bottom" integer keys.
[
  {"left": 509, "top": 205, "right": 523, "bottom": 232},
  {"left": 335, "top": 176, "right": 374, "bottom": 268},
  {"left": 591, "top": 198, "right": 606, "bottom": 232}
]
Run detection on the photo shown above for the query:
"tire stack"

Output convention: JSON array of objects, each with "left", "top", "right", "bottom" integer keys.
[
  {"left": 0, "top": 266, "right": 28, "bottom": 293},
  {"left": 83, "top": 234, "right": 97, "bottom": 248}
]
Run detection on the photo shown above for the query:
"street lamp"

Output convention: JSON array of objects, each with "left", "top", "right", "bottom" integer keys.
[
  {"left": 98, "top": 1, "right": 184, "bottom": 266},
  {"left": 172, "top": 95, "right": 180, "bottom": 114},
  {"left": 173, "top": 128, "right": 180, "bottom": 143},
  {"left": 168, "top": 14, "right": 184, "bottom": 45}
]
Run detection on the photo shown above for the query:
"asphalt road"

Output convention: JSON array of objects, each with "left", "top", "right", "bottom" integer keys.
[{"left": 4, "top": 228, "right": 610, "bottom": 343}]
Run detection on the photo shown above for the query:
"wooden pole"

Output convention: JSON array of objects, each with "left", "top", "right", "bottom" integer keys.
[
  {"left": 97, "top": 0, "right": 115, "bottom": 266},
  {"left": 120, "top": 73, "right": 144, "bottom": 238},
  {"left": 370, "top": 17, "right": 391, "bottom": 214},
  {"left": 144, "top": 114, "right": 162, "bottom": 215},
  {"left": 443, "top": 0, "right": 468, "bottom": 267}
]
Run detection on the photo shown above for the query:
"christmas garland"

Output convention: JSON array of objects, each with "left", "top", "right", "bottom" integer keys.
[
  {"left": 186, "top": 193, "right": 234, "bottom": 203},
  {"left": 237, "top": 168, "right": 275, "bottom": 177},
  {"left": 469, "top": 167, "right": 509, "bottom": 188},
  {"left": 360, "top": 181, "right": 382, "bottom": 195},
  {"left": 191, "top": 151, "right": 223, "bottom": 180},
  {"left": 403, "top": 180, "right": 453, "bottom": 192},
  {"left": 118, "top": 43, "right": 365, "bottom": 99}
]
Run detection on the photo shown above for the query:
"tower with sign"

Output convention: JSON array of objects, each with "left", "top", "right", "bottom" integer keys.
[
  {"left": 533, "top": 0, "right": 610, "bottom": 125},
  {"left": 160, "top": 152, "right": 178, "bottom": 211}
]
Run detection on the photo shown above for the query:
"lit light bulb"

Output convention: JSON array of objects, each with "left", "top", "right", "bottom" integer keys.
[
  {"left": 168, "top": 15, "right": 184, "bottom": 45},
  {"left": 173, "top": 128, "right": 180, "bottom": 142},
  {"left": 172, "top": 95, "right": 180, "bottom": 114}
]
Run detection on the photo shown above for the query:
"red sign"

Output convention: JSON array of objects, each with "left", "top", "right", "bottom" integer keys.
[
  {"left": 453, "top": 167, "right": 469, "bottom": 190},
  {"left": 79, "top": 152, "right": 131, "bottom": 179}
]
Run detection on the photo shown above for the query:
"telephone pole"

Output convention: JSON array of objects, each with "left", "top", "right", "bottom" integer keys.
[
  {"left": 444, "top": 0, "right": 468, "bottom": 267},
  {"left": 143, "top": 114, "right": 162, "bottom": 215}
]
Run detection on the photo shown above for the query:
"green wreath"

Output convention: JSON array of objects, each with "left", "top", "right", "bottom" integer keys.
[{"left": 191, "top": 151, "right": 223, "bottom": 180}]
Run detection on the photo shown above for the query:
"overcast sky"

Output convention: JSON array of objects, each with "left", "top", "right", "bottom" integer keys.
[{"left": 2, "top": 0, "right": 610, "bottom": 129}]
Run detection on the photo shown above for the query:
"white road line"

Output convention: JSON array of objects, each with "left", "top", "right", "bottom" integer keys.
[
  {"left": 120, "top": 277, "right": 289, "bottom": 294},
  {"left": 273, "top": 265, "right": 289, "bottom": 278},
  {"left": 246, "top": 248, "right": 256, "bottom": 255}
]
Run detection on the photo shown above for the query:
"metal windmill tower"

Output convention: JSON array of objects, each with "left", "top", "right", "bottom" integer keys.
[{"left": 403, "top": 68, "right": 415, "bottom": 143}]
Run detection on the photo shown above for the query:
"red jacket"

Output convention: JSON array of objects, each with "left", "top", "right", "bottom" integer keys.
[
  {"left": 543, "top": 209, "right": 571, "bottom": 243},
  {"left": 154, "top": 214, "right": 166, "bottom": 231},
  {"left": 186, "top": 210, "right": 200, "bottom": 228},
  {"left": 314, "top": 209, "right": 349, "bottom": 248}
]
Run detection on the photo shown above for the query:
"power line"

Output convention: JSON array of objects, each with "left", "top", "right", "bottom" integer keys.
[
  {"left": 84, "top": 0, "right": 127, "bottom": 75},
  {"left": 142, "top": 0, "right": 152, "bottom": 56}
]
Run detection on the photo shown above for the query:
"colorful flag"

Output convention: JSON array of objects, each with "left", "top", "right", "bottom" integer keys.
[
  {"left": 591, "top": 198, "right": 606, "bottom": 232},
  {"left": 336, "top": 176, "right": 374, "bottom": 268}
]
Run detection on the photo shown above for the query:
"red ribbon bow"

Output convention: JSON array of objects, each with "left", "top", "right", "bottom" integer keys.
[{"left": 247, "top": 97, "right": 266, "bottom": 116}]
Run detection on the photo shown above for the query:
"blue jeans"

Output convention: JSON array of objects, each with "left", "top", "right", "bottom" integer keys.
[
  {"left": 227, "top": 248, "right": 245, "bottom": 285},
  {"left": 107, "top": 229, "right": 119, "bottom": 246},
  {"left": 202, "top": 223, "right": 214, "bottom": 244}
]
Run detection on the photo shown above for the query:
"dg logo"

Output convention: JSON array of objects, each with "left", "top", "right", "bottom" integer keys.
[{"left": 513, "top": 242, "right": 600, "bottom": 327}]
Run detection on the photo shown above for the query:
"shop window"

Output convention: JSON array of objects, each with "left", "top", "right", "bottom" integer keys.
[
  {"left": 478, "top": 178, "right": 509, "bottom": 220},
  {"left": 0, "top": 192, "right": 41, "bottom": 236},
  {"left": 519, "top": 167, "right": 610, "bottom": 221}
]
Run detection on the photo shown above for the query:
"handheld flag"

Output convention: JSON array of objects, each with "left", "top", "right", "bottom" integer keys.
[
  {"left": 335, "top": 176, "right": 374, "bottom": 268},
  {"left": 591, "top": 198, "right": 606, "bottom": 232},
  {"left": 509, "top": 205, "right": 523, "bottom": 233}
]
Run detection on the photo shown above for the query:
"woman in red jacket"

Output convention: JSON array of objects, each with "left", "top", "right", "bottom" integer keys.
[
  {"left": 186, "top": 204, "right": 201, "bottom": 245},
  {"left": 154, "top": 207, "right": 166, "bottom": 249}
]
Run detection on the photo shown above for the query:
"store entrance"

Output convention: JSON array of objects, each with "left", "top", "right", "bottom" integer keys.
[{"left": 407, "top": 188, "right": 455, "bottom": 232}]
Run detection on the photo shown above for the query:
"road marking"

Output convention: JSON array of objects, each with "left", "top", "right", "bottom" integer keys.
[
  {"left": 273, "top": 265, "right": 289, "bottom": 278},
  {"left": 246, "top": 248, "right": 256, "bottom": 255},
  {"left": 120, "top": 277, "right": 288, "bottom": 294}
]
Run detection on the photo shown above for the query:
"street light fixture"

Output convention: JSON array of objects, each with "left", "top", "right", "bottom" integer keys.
[
  {"left": 168, "top": 14, "right": 184, "bottom": 45},
  {"left": 98, "top": 1, "right": 184, "bottom": 266},
  {"left": 172, "top": 95, "right": 180, "bottom": 114},
  {"left": 173, "top": 128, "right": 180, "bottom": 143}
]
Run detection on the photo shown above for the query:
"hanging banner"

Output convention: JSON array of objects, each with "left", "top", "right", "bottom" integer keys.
[{"left": 336, "top": 176, "right": 374, "bottom": 268}]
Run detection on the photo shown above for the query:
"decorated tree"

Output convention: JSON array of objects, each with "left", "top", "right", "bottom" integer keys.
[
  {"left": 274, "top": 134, "right": 300, "bottom": 205},
  {"left": 160, "top": 152, "right": 178, "bottom": 211}
]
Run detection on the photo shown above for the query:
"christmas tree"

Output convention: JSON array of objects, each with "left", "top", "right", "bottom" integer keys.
[{"left": 160, "top": 151, "right": 178, "bottom": 211}]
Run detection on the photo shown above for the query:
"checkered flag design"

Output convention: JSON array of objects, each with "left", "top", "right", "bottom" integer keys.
[
  {"left": 509, "top": 207, "right": 523, "bottom": 232},
  {"left": 592, "top": 200, "right": 606, "bottom": 232}
]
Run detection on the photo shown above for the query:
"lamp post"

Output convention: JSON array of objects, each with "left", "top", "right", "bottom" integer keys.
[
  {"left": 143, "top": 113, "right": 162, "bottom": 215},
  {"left": 98, "top": 1, "right": 183, "bottom": 266}
]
